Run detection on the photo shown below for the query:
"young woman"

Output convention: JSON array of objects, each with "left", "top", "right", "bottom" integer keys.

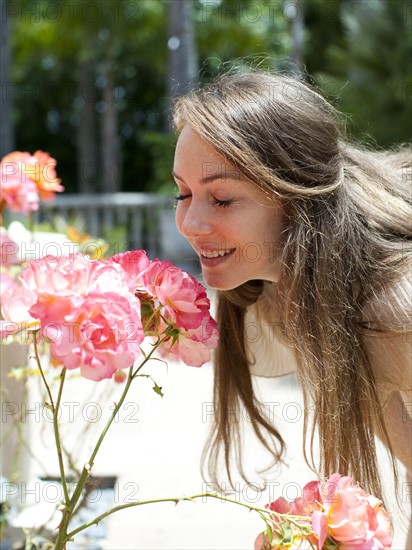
[{"left": 171, "top": 69, "right": 411, "bottom": 528}]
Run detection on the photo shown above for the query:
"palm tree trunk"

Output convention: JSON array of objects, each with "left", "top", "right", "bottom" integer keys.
[
  {"left": 0, "top": 0, "right": 14, "bottom": 156},
  {"left": 77, "top": 59, "right": 98, "bottom": 193},
  {"left": 290, "top": 0, "right": 304, "bottom": 78},
  {"left": 166, "top": 0, "right": 198, "bottom": 125},
  {"left": 100, "top": 62, "right": 120, "bottom": 193}
]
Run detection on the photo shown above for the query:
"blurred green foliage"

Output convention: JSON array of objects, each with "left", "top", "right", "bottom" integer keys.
[{"left": 6, "top": 0, "right": 411, "bottom": 194}]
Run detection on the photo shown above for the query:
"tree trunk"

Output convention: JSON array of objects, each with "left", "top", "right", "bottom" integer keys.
[
  {"left": 77, "top": 59, "right": 98, "bottom": 193},
  {"left": 100, "top": 62, "right": 121, "bottom": 193},
  {"left": 290, "top": 0, "right": 304, "bottom": 78},
  {"left": 166, "top": 0, "right": 198, "bottom": 124},
  {"left": 0, "top": 0, "right": 14, "bottom": 157}
]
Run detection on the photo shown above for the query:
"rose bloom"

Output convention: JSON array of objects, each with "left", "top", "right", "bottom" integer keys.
[
  {"left": 0, "top": 150, "right": 63, "bottom": 213},
  {"left": 107, "top": 250, "right": 151, "bottom": 292},
  {"left": 0, "top": 273, "right": 26, "bottom": 340},
  {"left": 158, "top": 317, "right": 219, "bottom": 367},
  {"left": 255, "top": 475, "right": 392, "bottom": 550},
  {"left": 0, "top": 151, "right": 40, "bottom": 213},
  {"left": 312, "top": 474, "right": 393, "bottom": 549},
  {"left": 125, "top": 257, "right": 219, "bottom": 366},
  {"left": 1, "top": 254, "right": 143, "bottom": 380},
  {"left": 29, "top": 150, "right": 64, "bottom": 200},
  {"left": 1, "top": 250, "right": 219, "bottom": 376},
  {"left": 20, "top": 254, "right": 108, "bottom": 322},
  {"left": 138, "top": 259, "right": 211, "bottom": 331},
  {"left": 48, "top": 290, "right": 143, "bottom": 381}
]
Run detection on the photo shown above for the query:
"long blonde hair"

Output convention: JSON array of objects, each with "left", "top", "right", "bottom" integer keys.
[{"left": 172, "top": 69, "right": 411, "bottom": 501}]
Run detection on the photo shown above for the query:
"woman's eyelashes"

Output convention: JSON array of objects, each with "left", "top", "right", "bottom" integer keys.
[
  {"left": 174, "top": 193, "right": 234, "bottom": 208},
  {"left": 174, "top": 193, "right": 191, "bottom": 202},
  {"left": 212, "top": 198, "right": 233, "bottom": 208}
]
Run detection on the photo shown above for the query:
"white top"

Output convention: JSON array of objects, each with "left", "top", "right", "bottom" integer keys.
[{"left": 245, "top": 282, "right": 296, "bottom": 378}]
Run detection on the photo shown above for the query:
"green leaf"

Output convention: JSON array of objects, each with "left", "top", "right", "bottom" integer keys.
[
  {"left": 138, "top": 373, "right": 164, "bottom": 397},
  {"left": 152, "top": 382, "right": 164, "bottom": 398},
  {"left": 281, "top": 522, "right": 293, "bottom": 544}
]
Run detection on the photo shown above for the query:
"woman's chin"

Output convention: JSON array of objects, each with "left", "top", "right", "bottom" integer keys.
[{"left": 201, "top": 271, "right": 241, "bottom": 291}]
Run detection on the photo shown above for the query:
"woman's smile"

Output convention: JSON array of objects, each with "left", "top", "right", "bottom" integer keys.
[{"left": 199, "top": 247, "right": 236, "bottom": 266}]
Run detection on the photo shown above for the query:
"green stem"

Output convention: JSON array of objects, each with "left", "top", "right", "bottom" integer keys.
[
  {"left": 70, "top": 335, "right": 167, "bottom": 508},
  {"left": 61, "top": 442, "right": 82, "bottom": 477},
  {"left": 28, "top": 210, "right": 35, "bottom": 236},
  {"left": 54, "top": 334, "right": 171, "bottom": 549},
  {"left": 33, "top": 333, "right": 54, "bottom": 409},
  {"left": 66, "top": 492, "right": 316, "bottom": 541},
  {"left": 133, "top": 333, "right": 169, "bottom": 377},
  {"left": 54, "top": 368, "right": 70, "bottom": 505},
  {"left": 54, "top": 367, "right": 135, "bottom": 550},
  {"left": 33, "top": 336, "right": 70, "bottom": 506},
  {"left": 0, "top": 200, "right": 6, "bottom": 227},
  {"left": 88, "top": 366, "right": 133, "bottom": 468},
  {"left": 65, "top": 492, "right": 269, "bottom": 539},
  {"left": 8, "top": 378, "right": 28, "bottom": 483}
]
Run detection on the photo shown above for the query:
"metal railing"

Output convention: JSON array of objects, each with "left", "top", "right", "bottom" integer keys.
[{"left": 39, "top": 193, "right": 197, "bottom": 270}]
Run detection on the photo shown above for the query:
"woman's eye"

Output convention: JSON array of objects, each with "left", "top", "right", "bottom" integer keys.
[
  {"left": 213, "top": 198, "right": 233, "bottom": 208},
  {"left": 174, "top": 193, "right": 191, "bottom": 202}
]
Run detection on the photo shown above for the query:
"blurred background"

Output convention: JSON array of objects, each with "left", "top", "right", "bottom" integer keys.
[{"left": 1, "top": 0, "right": 410, "bottom": 196}]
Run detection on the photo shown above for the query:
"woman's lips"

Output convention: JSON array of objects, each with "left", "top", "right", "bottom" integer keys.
[{"left": 199, "top": 248, "right": 236, "bottom": 267}]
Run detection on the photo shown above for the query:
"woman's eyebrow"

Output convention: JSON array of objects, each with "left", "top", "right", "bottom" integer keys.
[{"left": 172, "top": 171, "right": 242, "bottom": 184}]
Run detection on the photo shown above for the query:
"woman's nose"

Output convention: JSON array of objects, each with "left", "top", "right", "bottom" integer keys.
[{"left": 178, "top": 202, "right": 213, "bottom": 238}]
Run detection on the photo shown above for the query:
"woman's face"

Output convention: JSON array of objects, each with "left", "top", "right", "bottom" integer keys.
[{"left": 173, "top": 125, "right": 285, "bottom": 290}]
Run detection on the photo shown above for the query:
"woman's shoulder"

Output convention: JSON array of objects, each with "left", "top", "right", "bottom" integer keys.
[
  {"left": 362, "top": 272, "right": 412, "bottom": 407},
  {"left": 362, "top": 272, "right": 411, "bottom": 328}
]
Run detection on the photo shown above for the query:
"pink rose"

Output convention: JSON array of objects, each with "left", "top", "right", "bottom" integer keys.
[
  {"left": 266, "top": 483, "right": 323, "bottom": 520},
  {"left": 0, "top": 151, "right": 40, "bottom": 213},
  {"left": 267, "top": 497, "right": 292, "bottom": 518},
  {"left": 22, "top": 254, "right": 106, "bottom": 322},
  {"left": 107, "top": 250, "right": 150, "bottom": 290},
  {"left": 138, "top": 260, "right": 211, "bottom": 331},
  {"left": 0, "top": 150, "right": 63, "bottom": 214},
  {"left": 30, "top": 150, "right": 64, "bottom": 201},
  {"left": 0, "top": 273, "right": 31, "bottom": 340},
  {"left": 1, "top": 250, "right": 218, "bottom": 377},
  {"left": 49, "top": 290, "right": 143, "bottom": 381},
  {"left": 158, "top": 317, "right": 218, "bottom": 367},
  {"left": 365, "top": 496, "right": 393, "bottom": 549},
  {"left": 1, "top": 253, "right": 144, "bottom": 380},
  {"left": 255, "top": 474, "right": 392, "bottom": 550},
  {"left": 312, "top": 473, "right": 392, "bottom": 549}
]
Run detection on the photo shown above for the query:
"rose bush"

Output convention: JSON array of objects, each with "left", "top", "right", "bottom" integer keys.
[
  {"left": 1, "top": 250, "right": 218, "bottom": 380},
  {"left": 0, "top": 247, "right": 219, "bottom": 548}
]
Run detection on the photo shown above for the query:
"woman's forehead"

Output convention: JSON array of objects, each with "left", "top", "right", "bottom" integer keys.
[{"left": 174, "top": 125, "right": 238, "bottom": 176}]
